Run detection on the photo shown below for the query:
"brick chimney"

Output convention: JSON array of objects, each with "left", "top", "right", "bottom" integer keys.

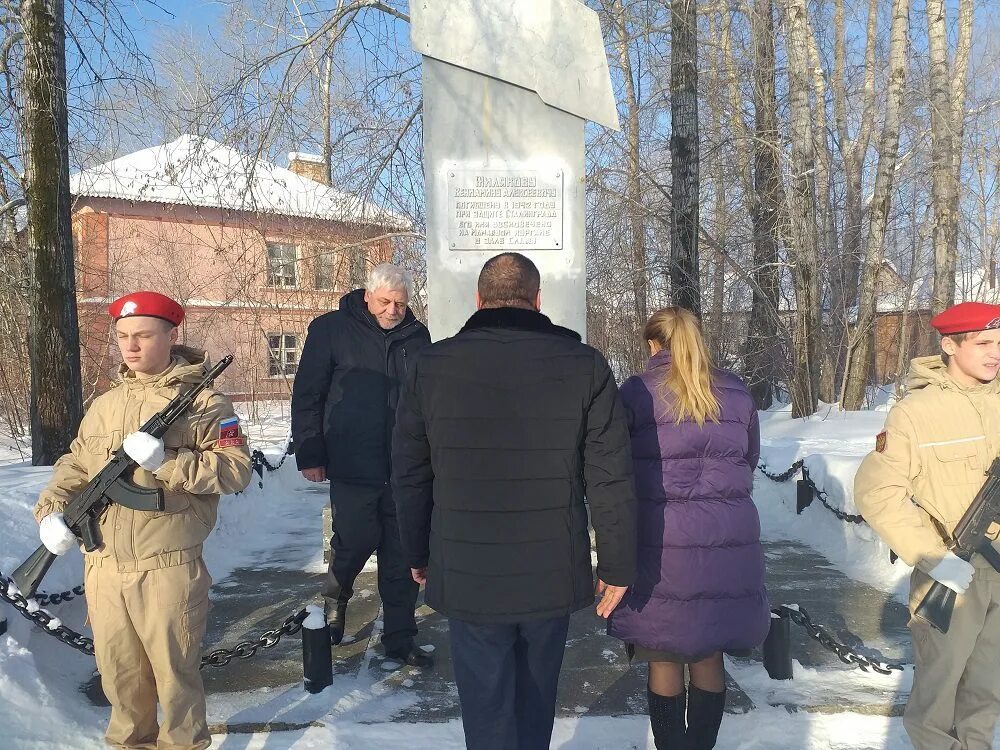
[{"left": 287, "top": 151, "right": 329, "bottom": 186}]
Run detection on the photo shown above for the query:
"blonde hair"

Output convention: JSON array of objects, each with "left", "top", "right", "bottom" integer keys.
[{"left": 644, "top": 307, "right": 721, "bottom": 426}]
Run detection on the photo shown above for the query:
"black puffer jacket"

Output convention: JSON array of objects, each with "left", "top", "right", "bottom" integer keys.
[
  {"left": 292, "top": 289, "right": 430, "bottom": 485},
  {"left": 392, "top": 307, "right": 637, "bottom": 624}
]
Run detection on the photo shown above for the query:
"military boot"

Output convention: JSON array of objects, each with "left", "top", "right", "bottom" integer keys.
[{"left": 325, "top": 597, "right": 348, "bottom": 646}]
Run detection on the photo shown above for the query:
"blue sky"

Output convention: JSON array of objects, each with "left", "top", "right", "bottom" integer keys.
[{"left": 117, "top": 0, "right": 224, "bottom": 54}]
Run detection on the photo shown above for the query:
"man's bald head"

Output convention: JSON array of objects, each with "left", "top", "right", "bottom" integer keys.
[{"left": 476, "top": 253, "right": 541, "bottom": 311}]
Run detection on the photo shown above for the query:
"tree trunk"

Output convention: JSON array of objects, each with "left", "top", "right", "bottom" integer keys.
[
  {"left": 670, "top": 0, "right": 700, "bottom": 316},
  {"left": 927, "top": 0, "right": 957, "bottom": 314},
  {"left": 614, "top": 0, "right": 648, "bottom": 371},
  {"left": 22, "top": 0, "right": 83, "bottom": 464},
  {"left": 704, "top": 9, "right": 726, "bottom": 361},
  {"left": 829, "top": 0, "right": 877, "bottom": 401},
  {"left": 945, "top": 0, "right": 973, "bottom": 300},
  {"left": 781, "top": 0, "right": 821, "bottom": 417},
  {"left": 841, "top": 0, "right": 910, "bottom": 410},
  {"left": 742, "top": 0, "right": 784, "bottom": 410},
  {"left": 322, "top": 52, "right": 334, "bottom": 186}
]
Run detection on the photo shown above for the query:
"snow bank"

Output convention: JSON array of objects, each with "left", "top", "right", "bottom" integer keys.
[{"left": 757, "top": 406, "right": 911, "bottom": 602}]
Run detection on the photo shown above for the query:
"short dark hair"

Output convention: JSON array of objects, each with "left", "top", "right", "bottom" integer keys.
[{"left": 477, "top": 253, "right": 540, "bottom": 309}]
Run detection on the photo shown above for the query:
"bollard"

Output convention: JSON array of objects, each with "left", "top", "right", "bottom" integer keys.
[
  {"left": 796, "top": 470, "right": 814, "bottom": 515},
  {"left": 302, "top": 604, "right": 332, "bottom": 694},
  {"left": 763, "top": 609, "right": 793, "bottom": 680},
  {"left": 0, "top": 615, "right": 6, "bottom": 637}
]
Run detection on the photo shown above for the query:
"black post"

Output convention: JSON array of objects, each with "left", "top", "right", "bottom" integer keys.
[
  {"left": 796, "top": 468, "right": 814, "bottom": 515},
  {"left": 763, "top": 610, "right": 794, "bottom": 680},
  {"left": 302, "top": 605, "right": 332, "bottom": 693}
]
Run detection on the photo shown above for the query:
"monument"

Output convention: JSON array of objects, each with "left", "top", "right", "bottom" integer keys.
[{"left": 411, "top": 0, "right": 620, "bottom": 340}]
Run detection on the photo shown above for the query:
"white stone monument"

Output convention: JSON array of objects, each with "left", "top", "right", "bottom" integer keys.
[{"left": 411, "top": 0, "right": 620, "bottom": 340}]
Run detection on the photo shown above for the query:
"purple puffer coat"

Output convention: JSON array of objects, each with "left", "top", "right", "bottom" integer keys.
[{"left": 607, "top": 351, "right": 770, "bottom": 657}]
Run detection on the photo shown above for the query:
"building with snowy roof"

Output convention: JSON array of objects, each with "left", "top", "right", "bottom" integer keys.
[{"left": 71, "top": 135, "right": 409, "bottom": 399}]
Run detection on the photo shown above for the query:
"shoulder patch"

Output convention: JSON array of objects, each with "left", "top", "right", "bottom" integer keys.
[
  {"left": 219, "top": 416, "right": 240, "bottom": 441},
  {"left": 875, "top": 431, "right": 887, "bottom": 453}
]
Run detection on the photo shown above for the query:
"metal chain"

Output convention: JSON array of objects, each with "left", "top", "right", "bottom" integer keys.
[
  {"left": 244, "top": 441, "right": 294, "bottom": 491},
  {"left": 251, "top": 447, "right": 291, "bottom": 475},
  {"left": 2, "top": 570, "right": 308, "bottom": 670},
  {"left": 804, "top": 477, "right": 867, "bottom": 525},
  {"left": 0, "top": 574, "right": 96, "bottom": 656},
  {"left": 33, "top": 585, "right": 85, "bottom": 607},
  {"left": 775, "top": 604, "right": 908, "bottom": 676},
  {"left": 758, "top": 460, "right": 804, "bottom": 483},
  {"left": 758, "top": 461, "right": 866, "bottom": 525},
  {"left": 199, "top": 609, "right": 308, "bottom": 669}
]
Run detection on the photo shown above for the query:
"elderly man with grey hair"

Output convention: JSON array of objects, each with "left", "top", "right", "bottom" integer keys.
[{"left": 292, "top": 262, "right": 432, "bottom": 667}]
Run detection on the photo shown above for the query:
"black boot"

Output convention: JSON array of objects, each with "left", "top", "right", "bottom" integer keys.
[
  {"left": 686, "top": 685, "right": 726, "bottom": 750},
  {"left": 648, "top": 688, "right": 686, "bottom": 749},
  {"left": 325, "top": 598, "right": 348, "bottom": 646},
  {"left": 384, "top": 643, "right": 434, "bottom": 669}
]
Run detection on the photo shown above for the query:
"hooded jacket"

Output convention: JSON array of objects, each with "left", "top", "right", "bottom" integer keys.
[
  {"left": 291, "top": 289, "right": 431, "bottom": 485},
  {"left": 34, "top": 346, "right": 253, "bottom": 571},
  {"left": 855, "top": 355, "right": 1000, "bottom": 576}
]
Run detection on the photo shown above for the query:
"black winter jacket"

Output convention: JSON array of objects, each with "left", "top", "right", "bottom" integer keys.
[
  {"left": 292, "top": 289, "right": 431, "bottom": 485},
  {"left": 392, "top": 307, "right": 637, "bottom": 624}
]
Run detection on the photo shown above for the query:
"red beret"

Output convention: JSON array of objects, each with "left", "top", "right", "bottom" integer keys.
[
  {"left": 108, "top": 291, "right": 184, "bottom": 327},
  {"left": 930, "top": 301, "right": 1000, "bottom": 336}
]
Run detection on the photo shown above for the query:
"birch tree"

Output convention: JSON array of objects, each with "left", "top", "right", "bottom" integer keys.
[{"left": 841, "top": 0, "right": 911, "bottom": 410}]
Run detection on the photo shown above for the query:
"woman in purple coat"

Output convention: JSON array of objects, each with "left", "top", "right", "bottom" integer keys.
[{"left": 608, "top": 307, "right": 770, "bottom": 749}]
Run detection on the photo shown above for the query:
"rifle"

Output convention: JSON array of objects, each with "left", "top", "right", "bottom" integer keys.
[
  {"left": 914, "top": 457, "right": 1000, "bottom": 633},
  {"left": 11, "top": 355, "right": 234, "bottom": 598}
]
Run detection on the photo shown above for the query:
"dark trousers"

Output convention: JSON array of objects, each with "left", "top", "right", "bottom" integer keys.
[
  {"left": 449, "top": 615, "right": 571, "bottom": 750},
  {"left": 324, "top": 482, "right": 418, "bottom": 653}
]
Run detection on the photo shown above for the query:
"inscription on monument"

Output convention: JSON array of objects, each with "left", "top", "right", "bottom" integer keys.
[{"left": 448, "top": 169, "right": 563, "bottom": 250}]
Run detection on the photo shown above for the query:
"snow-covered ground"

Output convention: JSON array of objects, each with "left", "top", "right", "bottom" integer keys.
[{"left": 0, "top": 401, "right": 993, "bottom": 748}]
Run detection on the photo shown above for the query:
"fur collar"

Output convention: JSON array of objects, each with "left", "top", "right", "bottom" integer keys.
[{"left": 459, "top": 307, "right": 581, "bottom": 341}]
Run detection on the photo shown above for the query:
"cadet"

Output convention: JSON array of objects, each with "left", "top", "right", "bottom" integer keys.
[
  {"left": 855, "top": 301, "right": 1000, "bottom": 750},
  {"left": 33, "top": 291, "right": 252, "bottom": 750}
]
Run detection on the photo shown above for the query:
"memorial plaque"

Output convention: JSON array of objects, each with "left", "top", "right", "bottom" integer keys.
[{"left": 448, "top": 169, "right": 563, "bottom": 250}]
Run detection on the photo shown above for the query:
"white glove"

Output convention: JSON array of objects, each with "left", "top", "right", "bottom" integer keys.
[
  {"left": 123, "top": 431, "right": 165, "bottom": 471},
  {"left": 39, "top": 513, "right": 77, "bottom": 556},
  {"left": 928, "top": 552, "right": 975, "bottom": 595}
]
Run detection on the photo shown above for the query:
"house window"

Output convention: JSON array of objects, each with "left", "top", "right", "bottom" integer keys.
[
  {"left": 315, "top": 248, "right": 339, "bottom": 290},
  {"left": 267, "top": 242, "right": 298, "bottom": 287},
  {"left": 268, "top": 334, "right": 300, "bottom": 377}
]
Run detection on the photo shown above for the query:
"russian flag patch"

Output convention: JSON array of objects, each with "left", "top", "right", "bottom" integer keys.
[{"left": 218, "top": 416, "right": 243, "bottom": 446}]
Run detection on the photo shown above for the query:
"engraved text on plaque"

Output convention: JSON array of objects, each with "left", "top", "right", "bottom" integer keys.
[{"left": 448, "top": 169, "right": 563, "bottom": 250}]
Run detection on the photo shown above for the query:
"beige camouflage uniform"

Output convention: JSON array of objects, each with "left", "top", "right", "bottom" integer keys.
[{"left": 34, "top": 346, "right": 252, "bottom": 750}]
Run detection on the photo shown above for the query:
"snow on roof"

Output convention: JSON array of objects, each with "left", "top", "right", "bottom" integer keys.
[
  {"left": 70, "top": 135, "right": 409, "bottom": 229},
  {"left": 288, "top": 151, "right": 325, "bottom": 165},
  {"left": 877, "top": 265, "right": 1000, "bottom": 313}
]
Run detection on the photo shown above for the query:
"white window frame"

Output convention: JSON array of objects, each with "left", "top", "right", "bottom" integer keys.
[
  {"left": 266, "top": 242, "right": 298, "bottom": 288},
  {"left": 267, "top": 333, "right": 300, "bottom": 378}
]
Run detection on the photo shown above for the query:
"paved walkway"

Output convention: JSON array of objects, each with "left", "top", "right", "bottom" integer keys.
[{"left": 176, "top": 484, "right": 915, "bottom": 733}]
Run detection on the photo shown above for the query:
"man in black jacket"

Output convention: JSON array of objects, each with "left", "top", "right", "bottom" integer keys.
[
  {"left": 292, "top": 262, "right": 432, "bottom": 667},
  {"left": 392, "top": 253, "right": 637, "bottom": 749}
]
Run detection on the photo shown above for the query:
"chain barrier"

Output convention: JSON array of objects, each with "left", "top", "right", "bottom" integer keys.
[
  {"left": 803, "top": 473, "right": 867, "bottom": 525},
  {"left": 774, "top": 604, "right": 908, "bottom": 676},
  {"left": 1, "top": 574, "right": 95, "bottom": 656},
  {"left": 1, "top": 571, "right": 308, "bottom": 670},
  {"left": 246, "top": 440, "right": 294, "bottom": 489},
  {"left": 758, "top": 460, "right": 804, "bottom": 483},
  {"left": 200, "top": 609, "right": 308, "bottom": 669},
  {"left": 33, "top": 585, "right": 85, "bottom": 607},
  {"left": 758, "top": 461, "right": 866, "bottom": 525}
]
